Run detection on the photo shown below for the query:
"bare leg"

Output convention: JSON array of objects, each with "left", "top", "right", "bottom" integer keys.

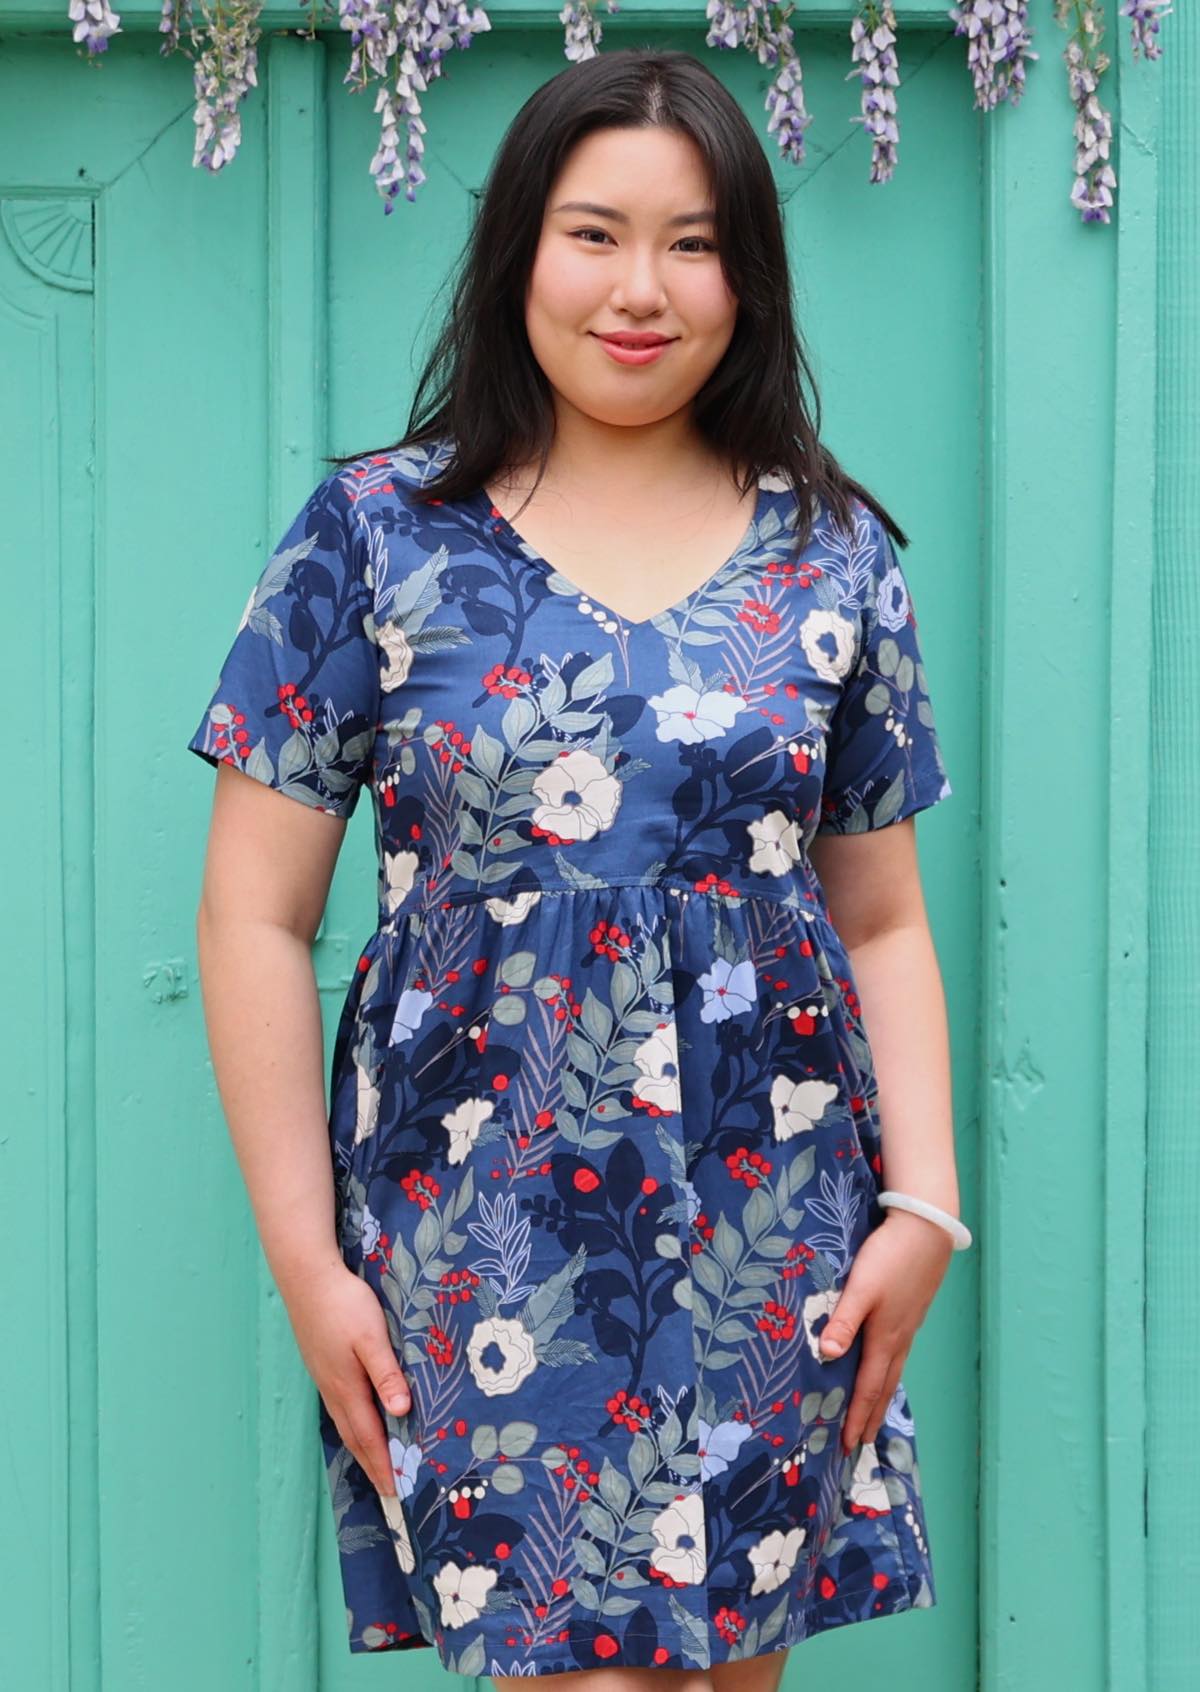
[
  {"left": 710, "top": 1651, "right": 788, "bottom": 1692},
  {"left": 494, "top": 1671, "right": 713, "bottom": 1692}
]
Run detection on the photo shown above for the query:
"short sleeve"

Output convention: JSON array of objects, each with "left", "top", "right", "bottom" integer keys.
[
  {"left": 185, "top": 471, "right": 380, "bottom": 820},
  {"left": 814, "top": 513, "right": 953, "bottom": 835}
]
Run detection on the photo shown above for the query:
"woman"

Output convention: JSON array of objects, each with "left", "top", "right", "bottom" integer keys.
[{"left": 188, "top": 43, "right": 965, "bottom": 1692}]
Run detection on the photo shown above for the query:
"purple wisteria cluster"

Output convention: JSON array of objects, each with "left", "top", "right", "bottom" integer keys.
[
  {"left": 947, "top": 0, "right": 1039, "bottom": 110},
  {"left": 705, "top": 0, "right": 814, "bottom": 166},
  {"left": 1119, "top": 0, "right": 1172, "bottom": 60},
  {"left": 560, "top": 0, "right": 622, "bottom": 63},
  {"left": 847, "top": 2, "right": 900, "bottom": 183},
  {"left": 66, "top": 0, "right": 1173, "bottom": 225},
  {"left": 1056, "top": 4, "right": 1117, "bottom": 222},
  {"left": 339, "top": 0, "right": 494, "bottom": 209},
  {"left": 159, "top": 0, "right": 190, "bottom": 55},
  {"left": 191, "top": 1, "right": 263, "bottom": 173},
  {"left": 67, "top": 0, "right": 121, "bottom": 53}
]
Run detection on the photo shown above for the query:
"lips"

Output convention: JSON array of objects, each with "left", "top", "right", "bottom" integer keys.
[{"left": 594, "top": 332, "right": 675, "bottom": 348}]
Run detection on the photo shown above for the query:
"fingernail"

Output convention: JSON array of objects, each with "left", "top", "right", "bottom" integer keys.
[
  {"left": 388, "top": 1396, "right": 407, "bottom": 1413},
  {"left": 824, "top": 1339, "right": 843, "bottom": 1354}
]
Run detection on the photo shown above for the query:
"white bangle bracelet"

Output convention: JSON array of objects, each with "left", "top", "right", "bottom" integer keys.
[{"left": 877, "top": 1189, "right": 973, "bottom": 1251}]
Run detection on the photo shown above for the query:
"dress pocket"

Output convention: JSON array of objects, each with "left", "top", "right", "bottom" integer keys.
[{"left": 806, "top": 952, "right": 879, "bottom": 1210}]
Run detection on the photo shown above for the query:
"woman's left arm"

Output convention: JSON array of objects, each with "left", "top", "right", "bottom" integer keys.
[{"left": 807, "top": 817, "right": 962, "bottom": 1451}]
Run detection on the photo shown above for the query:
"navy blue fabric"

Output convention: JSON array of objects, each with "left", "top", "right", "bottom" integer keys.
[{"left": 187, "top": 437, "right": 953, "bottom": 1670}]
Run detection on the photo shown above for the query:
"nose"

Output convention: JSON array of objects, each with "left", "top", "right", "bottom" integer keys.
[{"left": 609, "top": 243, "right": 669, "bottom": 313}]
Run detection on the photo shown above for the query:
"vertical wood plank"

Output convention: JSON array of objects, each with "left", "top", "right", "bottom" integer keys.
[
  {"left": 0, "top": 191, "right": 93, "bottom": 1692},
  {"left": 1105, "top": 30, "right": 1158, "bottom": 1692},
  {"left": 96, "top": 38, "right": 269, "bottom": 1689},
  {"left": 1148, "top": 5, "right": 1198, "bottom": 1688},
  {"left": 259, "top": 34, "right": 327, "bottom": 1692},
  {"left": 978, "top": 37, "right": 1129, "bottom": 1692}
]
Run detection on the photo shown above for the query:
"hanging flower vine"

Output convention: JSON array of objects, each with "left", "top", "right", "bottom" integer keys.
[{"left": 66, "top": 0, "right": 1172, "bottom": 225}]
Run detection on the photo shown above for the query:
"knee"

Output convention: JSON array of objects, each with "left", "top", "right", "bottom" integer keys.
[{"left": 495, "top": 1670, "right": 713, "bottom": 1692}]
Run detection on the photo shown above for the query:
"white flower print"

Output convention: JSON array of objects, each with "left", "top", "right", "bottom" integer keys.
[
  {"left": 354, "top": 1057, "right": 380, "bottom": 1147},
  {"left": 802, "top": 1286, "right": 843, "bottom": 1361},
  {"left": 768, "top": 1073, "right": 841, "bottom": 1142},
  {"left": 442, "top": 1096, "right": 495, "bottom": 1166},
  {"left": 632, "top": 1020, "right": 681, "bottom": 1113},
  {"left": 875, "top": 562, "right": 911, "bottom": 632},
  {"left": 799, "top": 607, "right": 857, "bottom": 684},
  {"left": 385, "top": 852, "right": 423, "bottom": 920},
  {"left": 530, "top": 748, "right": 622, "bottom": 842},
  {"left": 645, "top": 683, "right": 745, "bottom": 745},
  {"left": 380, "top": 1491, "right": 416, "bottom": 1573},
  {"left": 747, "top": 1525, "right": 806, "bottom": 1596},
  {"left": 389, "top": 985, "right": 434, "bottom": 1047},
  {"left": 377, "top": 618, "right": 415, "bottom": 691},
  {"left": 649, "top": 1492, "right": 706, "bottom": 1585},
  {"left": 848, "top": 1441, "right": 892, "bottom": 1514},
  {"left": 484, "top": 888, "right": 542, "bottom": 925},
  {"left": 434, "top": 1559, "right": 497, "bottom": 1628},
  {"left": 466, "top": 1316, "right": 539, "bottom": 1396},
  {"left": 747, "top": 808, "right": 803, "bottom": 877},
  {"left": 696, "top": 956, "right": 758, "bottom": 1023},
  {"left": 384, "top": 848, "right": 421, "bottom": 915}
]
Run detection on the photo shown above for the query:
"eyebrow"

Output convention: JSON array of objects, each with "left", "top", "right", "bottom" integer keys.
[{"left": 550, "top": 200, "right": 717, "bottom": 228}]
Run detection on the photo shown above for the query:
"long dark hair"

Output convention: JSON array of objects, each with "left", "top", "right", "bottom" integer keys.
[{"left": 326, "top": 45, "right": 909, "bottom": 559}]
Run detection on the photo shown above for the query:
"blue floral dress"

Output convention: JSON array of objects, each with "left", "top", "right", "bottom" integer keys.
[{"left": 186, "top": 435, "right": 953, "bottom": 1673}]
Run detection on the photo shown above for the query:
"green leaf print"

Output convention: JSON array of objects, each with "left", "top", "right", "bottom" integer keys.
[
  {"left": 520, "top": 1244, "right": 586, "bottom": 1342},
  {"left": 498, "top": 1421, "right": 537, "bottom": 1457},
  {"left": 468, "top": 722, "right": 505, "bottom": 780},
  {"left": 572, "top": 1578, "right": 601, "bottom": 1611},
  {"left": 629, "top": 1433, "right": 657, "bottom": 1489},
  {"left": 498, "top": 950, "right": 536, "bottom": 988},
  {"left": 471, "top": 1424, "right": 499, "bottom": 1461},
  {"left": 669, "top": 1594, "right": 710, "bottom": 1667},
  {"left": 597, "top": 1459, "right": 631, "bottom": 1515}
]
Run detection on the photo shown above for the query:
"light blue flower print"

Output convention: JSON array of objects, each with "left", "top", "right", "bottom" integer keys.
[
  {"left": 696, "top": 955, "right": 759, "bottom": 1022},
  {"left": 882, "top": 1381, "right": 916, "bottom": 1437},
  {"left": 646, "top": 683, "right": 745, "bottom": 744},
  {"left": 389, "top": 985, "right": 434, "bottom": 1045},
  {"left": 360, "top": 1201, "right": 384, "bottom": 1256},
  {"left": 388, "top": 1438, "right": 423, "bottom": 1499},
  {"left": 698, "top": 1417, "right": 753, "bottom": 1481}
]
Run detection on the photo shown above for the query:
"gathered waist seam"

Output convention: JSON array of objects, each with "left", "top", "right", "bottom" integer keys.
[{"left": 378, "top": 872, "right": 835, "bottom": 930}]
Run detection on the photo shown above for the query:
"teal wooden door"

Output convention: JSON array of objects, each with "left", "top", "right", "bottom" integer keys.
[{"left": 15, "top": 4, "right": 1167, "bottom": 1688}]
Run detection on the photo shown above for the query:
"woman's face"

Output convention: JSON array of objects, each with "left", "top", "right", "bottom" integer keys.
[{"left": 523, "top": 125, "right": 738, "bottom": 430}]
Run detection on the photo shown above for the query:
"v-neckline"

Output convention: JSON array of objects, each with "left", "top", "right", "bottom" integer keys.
[{"left": 473, "top": 473, "right": 773, "bottom": 631}]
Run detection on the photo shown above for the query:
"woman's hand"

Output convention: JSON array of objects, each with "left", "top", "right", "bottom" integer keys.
[
  {"left": 819, "top": 1208, "right": 955, "bottom": 1452},
  {"left": 282, "top": 1259, "right": 412, "bottom": 1497}
]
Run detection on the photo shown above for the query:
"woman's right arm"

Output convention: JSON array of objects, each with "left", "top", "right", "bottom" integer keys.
[{"left": 194, "top": 762, "right": 409, "bottom": 1496}]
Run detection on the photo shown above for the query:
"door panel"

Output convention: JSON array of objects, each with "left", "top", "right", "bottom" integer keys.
[{"left": 0, "top": 24, "right": 978, "bottom": 1692}]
